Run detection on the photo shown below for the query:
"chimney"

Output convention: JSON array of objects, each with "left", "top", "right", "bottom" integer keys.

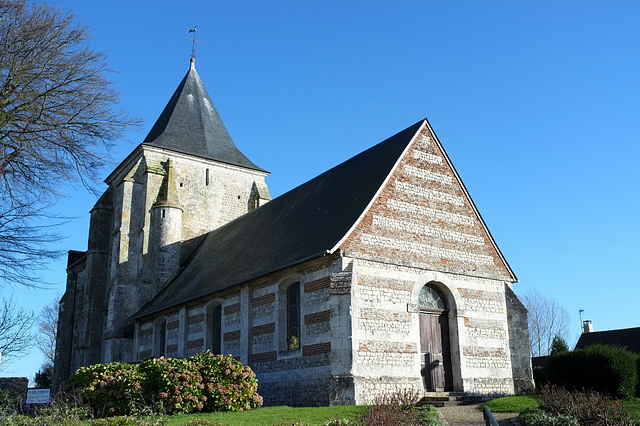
[{"left": 583, "top": 320, "right": 593, "bottom": 333}]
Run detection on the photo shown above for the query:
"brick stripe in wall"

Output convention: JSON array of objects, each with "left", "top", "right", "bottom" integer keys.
[
  {"left": 224, "top": 303, "right": 241, "bottom": 315},
  {"left": 304, "top": 277, "right": 330, "bottom": 293},
  {"left": 359, "top": 341, "right": 417, "bottom": 353},
  {"left": 302, "top": 342, "right": 331, "bottom": 357},
  {"left": 251, "top": 322, "right": 275, "bottom": 335},
  {"left": 251, "top": 351, "right": 277, "bottom": 363},
  {"left": 224, "top": 330, "right": 241, "bottom": 341},
  {"left": 251, "top": 293, "right": 275, "bottom": 307},
  {"left": 187, "top": 313, "right": 204, "bottom": 324},
  {"left": 139, "top": 328, "right": 153, "bottom": 337},
  {"left": 167, "top": 320, "right": 179, "bottom": 330},
  {"left": 186, "top": 338, "right": 204, "bottom": 350},
  {"left": 167, "top": 344, "right": 178, "bottom": 353},
  {"left": 463, "top": 347, "right": 506, "bottom": 358},
  {"left": 304, "top": 310, "right": 331, "bottom": 324}
]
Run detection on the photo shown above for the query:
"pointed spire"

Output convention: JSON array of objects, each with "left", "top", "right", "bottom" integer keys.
[{"left": 143, "top": 60, "right": 265, "bottom": 172}]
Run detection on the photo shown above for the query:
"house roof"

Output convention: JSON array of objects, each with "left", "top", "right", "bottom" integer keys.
[
  {"left": 574, "top": 327, "right": 640, "bottom": 354},
  {"left": 142, "top": 58, "right": 265, "bottom": 172},
  {"left": 131, "top": 120, "right": 424, "bottom": 319}
]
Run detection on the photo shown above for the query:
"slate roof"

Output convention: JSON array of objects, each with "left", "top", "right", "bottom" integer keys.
[
  {"left": 143, "top": 59, "right": 265, "bottom": 172},
  {"left": 132, "top": 120, "right": 424, "bottom": 319},
  {"left": 574, "top": 327, "right": 640, "bottom": 354}
]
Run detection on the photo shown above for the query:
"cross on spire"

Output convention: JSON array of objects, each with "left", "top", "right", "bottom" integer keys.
[{"left": 186, "top": 26, "right": 203, "bottom": 60}]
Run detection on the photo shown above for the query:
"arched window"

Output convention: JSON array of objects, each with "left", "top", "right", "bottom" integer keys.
[
  {"left": 156, "top": 319, "right": 167, "bottom": 357},
  {"left": 286, "top": 282, "right": 300, "bottom": 350},
  {"left": 208, "top": 304, "right": 222, "bottom": 354},
  {"left": 419, "top": 283, "right": 448, "bottom": 311}
]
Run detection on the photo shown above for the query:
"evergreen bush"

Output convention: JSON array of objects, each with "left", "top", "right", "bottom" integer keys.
[
  {"left": 544, "top": 344, "right": 638, "bottom": 398},
  {"left": 64, "top": 352, "right": 262, "bottom": 417},
  {"left": 637, "top": 355, "right": 640, "bottom": 397}
]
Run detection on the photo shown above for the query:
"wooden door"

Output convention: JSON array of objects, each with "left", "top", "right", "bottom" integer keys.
[{"left": 420, "top": 311, "right": 453, "bottom": 391}]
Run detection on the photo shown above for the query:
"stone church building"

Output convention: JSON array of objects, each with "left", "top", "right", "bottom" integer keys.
[{"left": 53, "top": 57, "right": 534, "bottom": 404}]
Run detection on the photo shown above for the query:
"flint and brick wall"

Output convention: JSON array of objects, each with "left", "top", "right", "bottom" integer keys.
[
  {"left": 342, "top": 126, "right": 519, "bottom": 400},
  {"left": 134, "top": 260, "right": 344, "bottom": 406}
]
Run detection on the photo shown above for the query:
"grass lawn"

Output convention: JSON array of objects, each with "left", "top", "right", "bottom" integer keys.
[
  {"left": 621, "top": 398, "right": 640, "bottom": 417},
  {"left": 164, "top": 405, "right": 367, "bottom": 426},
  {"left": 482, "top": 395, "right": 540, "bottom": 413}
]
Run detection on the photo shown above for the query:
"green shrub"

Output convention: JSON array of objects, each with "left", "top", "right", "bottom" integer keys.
[
  {"left": 518, "top": 408, "right": 579, "bottom": 426},
  {"left": 64, "top": 361, "right": 145, "bottom": 416},
  {"left": 417, "top": 404, "right": 445, "bottom": 426},
  {"left": 637, "top": 355, "right": 640, "bottom": 397},
  {"left": 0, "top": 388, "right": 17, "bottom": 414},
  {"left": 64, "top": 351, "right": 262, "bottom": 417},
  {"left": 191, "top": 351, "right": 262, "bottom": 412},
  {"left": 138, "top": 357, "right": 203, "bottom": 414},
  {"left": 544, "top": 344, "right": 638, "bottom": 398}
]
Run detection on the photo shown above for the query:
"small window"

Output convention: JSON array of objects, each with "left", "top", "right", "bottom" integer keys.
[
  {"left": 210, "top": 304, "right": 222, "bottom": 354},
  {"left": 419, "top": 283, "right": 447, "bottom": 310},
  {"left": 287, "top": 282, "right": 300, "bottom": 350},
  {"left": 157, "top": 320, "right": 167, "bottom": 357},
  {"left": 205, "top": 168, "right": 210, "bottom": 186}
]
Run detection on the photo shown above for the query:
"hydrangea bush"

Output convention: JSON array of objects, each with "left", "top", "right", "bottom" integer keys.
[{"left": 64, "top": 352, "right": 262, "bottom": 417}]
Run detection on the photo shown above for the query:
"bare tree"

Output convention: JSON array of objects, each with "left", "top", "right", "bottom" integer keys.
[
  {"left": 0, "top": 0, "right": 141, "bottom": 288},
  {"left": 36, "top": 296, "right": 59, "bottom": 365},
  {"left": 0, "top": 297, "right": 35, "bottom": 370},
  {"left": 521, "top": 289, "right": 570, "bottom": 357}
]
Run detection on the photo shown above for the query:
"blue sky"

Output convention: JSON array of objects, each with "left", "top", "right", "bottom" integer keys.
[{"left": 3, "top": 0, "right": 639, "bottom": 381}]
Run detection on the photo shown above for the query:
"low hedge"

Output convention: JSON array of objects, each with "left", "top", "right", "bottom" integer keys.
[
  {"left": 64, "top": 352, "right": 262, "bottom": 417},
  {"left": 544, "top": 344, "right": 638, "bottom": 399}
]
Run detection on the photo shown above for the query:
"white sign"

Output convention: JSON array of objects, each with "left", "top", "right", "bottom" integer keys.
[{"left": 26, "top": 388, "right": 50, "bottom": 404}]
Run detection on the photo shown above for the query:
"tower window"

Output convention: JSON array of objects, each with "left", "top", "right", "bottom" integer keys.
[{"left": 205, "top": 168, "right": 210, "bottom": 186}]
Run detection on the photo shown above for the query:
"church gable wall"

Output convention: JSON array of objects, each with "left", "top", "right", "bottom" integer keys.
[
  {"left": 339, "top": 127, "right": 512, "bottom": 281},
  {"left": 334, "top": 125, "right": 524, "bottom": 399}
]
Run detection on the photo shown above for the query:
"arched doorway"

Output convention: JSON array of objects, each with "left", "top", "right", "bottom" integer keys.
[{"left": 419, "top": 283, "right": 453, "bottom": 392}]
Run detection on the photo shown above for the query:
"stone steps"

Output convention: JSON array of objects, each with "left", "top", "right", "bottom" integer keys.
[{"left": 418, "top": 392, "right": 486, "bottom": 407}]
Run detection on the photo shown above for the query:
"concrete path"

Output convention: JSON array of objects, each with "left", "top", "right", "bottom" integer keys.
[{"left": 437, "top": 403, "right": 519, "bottom": 425}]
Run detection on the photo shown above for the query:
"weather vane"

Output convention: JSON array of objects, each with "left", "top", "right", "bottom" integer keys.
[{"left": 186, "top": 26, "right": 203, "bottom": 59}]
